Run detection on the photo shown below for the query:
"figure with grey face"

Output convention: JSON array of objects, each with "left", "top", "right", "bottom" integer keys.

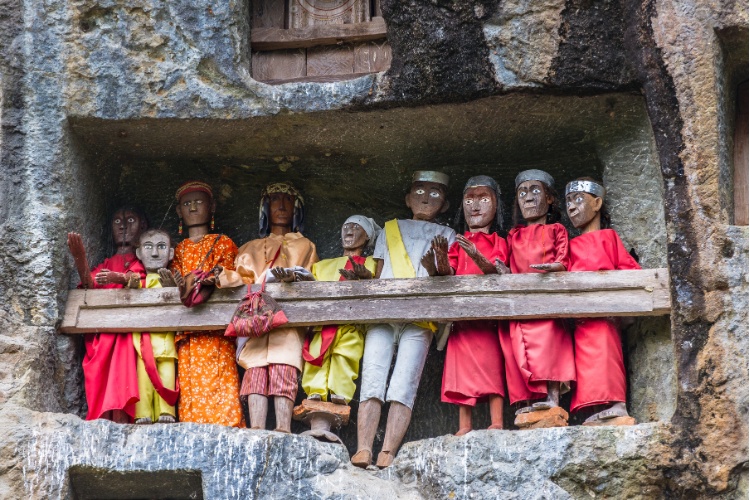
[
  {"left": 133, "top": 229, "right": 179, "bottom": 424},
  {"left": 352, "top": 171, "right": 456, "bottom": 469}
]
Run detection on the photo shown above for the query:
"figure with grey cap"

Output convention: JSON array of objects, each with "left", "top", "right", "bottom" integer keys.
[
  {"left": 422, "top": 175, "right": 509, "bottom": 435},
  {"left": 352, "top": 171, "right": 456, "bottom": 469},
  {"left": 565, "top": 177, "right": 639, "bottom": 426},
  {"left": 505, "top": 169, "right": 576, "bottom": 429},
  {"left": 294, "top": 216, "right": 381, "bottom": 443}
]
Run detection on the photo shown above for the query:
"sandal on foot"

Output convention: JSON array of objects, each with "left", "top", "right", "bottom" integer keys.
[
  {"left": 351, "top": 450, "right": 372, "bottom": 468},
  {"left": 157, "top": 414, "right": 176, "bottom": 424},
  {"left": 307, "top": 393, "right": 322, "bottom": 401},
  {"left": 135, "top": 417, "right": 152, "bottom": 425}
]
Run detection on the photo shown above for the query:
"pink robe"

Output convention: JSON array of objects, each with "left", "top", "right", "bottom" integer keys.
[
  {"left": 504, "top": 223, "right": 575, "bottom": 404},
  {"left": 82, "top": 253, "right": 145, "bottom": 420},
  {"left": 569, "top": 229, "right": 640, "bottom": 412},
  {"left": 441, "top": 232, "right": 507, "bottom": 406}
]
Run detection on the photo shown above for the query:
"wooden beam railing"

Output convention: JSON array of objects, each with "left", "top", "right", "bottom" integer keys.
[
  {"left": 60, "top": 269, "right": 671, "bottom": 334},
  {"left": 251, "top": 17, "right": 387, "bottom": 51}
]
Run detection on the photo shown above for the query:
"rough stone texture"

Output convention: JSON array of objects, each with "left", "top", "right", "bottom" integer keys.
[{"left": 0, "top": 0, "right": 746, "bottom": 497}]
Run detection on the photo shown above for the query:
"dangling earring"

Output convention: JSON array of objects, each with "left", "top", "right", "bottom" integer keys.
[
  {"left": 178, "top": 219, "right": 183, "bottom": 235},
  {"left": 210, "top": 213, "right": 215, "bottom": 231}
]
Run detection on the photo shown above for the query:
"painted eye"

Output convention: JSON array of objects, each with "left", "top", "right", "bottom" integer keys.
[
  {"left": 157, "top": 243, "right": 167, "bottom": 250},
  {"left": 415, "top": 189, "right": 425, "bottom": 195},
  {"left": 144, "top": 243, "right": 152, "bottom": 249},
  {"left": 195, "top": 200, "right": 203, "bottom": 205},
  {"left": 113, "top": 218, "right": 122, "bottom": 224},
  {"left": 127, "top": 217, "right": 136, "bottom": 223},
  {"left": 518, "top": 191, "right": 527, "bottom": 198},
  {"left": 576, "top": 196, "right": 584, "bottom": 203},
  {"left": 532, "top": 187, "right": 541, "bottom": 194},
  {"left": 480, "top": 197, "right": 491, "bottom": 204},
  {"left": 464, "top": 199, "right": 473, "bottom": 205},
  {"left": 429, "top": 191, "right": 441, "bottom": 198}
]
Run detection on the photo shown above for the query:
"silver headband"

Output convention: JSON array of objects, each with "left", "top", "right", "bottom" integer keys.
[
  {"left": 412, "top": 171, "right": 449, "bottom": 187},
  {"left": 565, "top": 180, "right": 606, "bottom": 198},
  {"left": 515, "top": 169, "right": 554, "bottom": 189}
]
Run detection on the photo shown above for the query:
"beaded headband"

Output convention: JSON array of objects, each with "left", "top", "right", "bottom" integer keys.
[
  {"left": 175, "top": 181, "right": 213, "bottom": 201},
  {"left": 565, "top": 180, "right": 606, "bottom": 198}
]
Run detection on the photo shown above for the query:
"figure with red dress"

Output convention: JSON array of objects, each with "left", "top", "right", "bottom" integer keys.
[
  {"left": 422, "top": 175, "right": 508, "bottom": 435},
  {"left": 565, "top": 177, "right": 639, "bottom": 426},
  {"left": 67, "top": 207, "right": 148, "bottom": 422},
  {"left": 506, "top": 169, "right": 575, "bottom": 426}
]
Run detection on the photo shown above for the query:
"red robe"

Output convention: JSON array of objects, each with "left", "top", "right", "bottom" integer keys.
[
  {"left": 82, "top": 253, "right": 145, "bottom": 421},
  {"left": 569, "top": 229, "right": 640, "bottom": 412},
  {"left": 441, "top": 232, "right": 507, "bottom": 406},
  {"left": 504, "top": 223, "right": 574, "bottom": 404}
]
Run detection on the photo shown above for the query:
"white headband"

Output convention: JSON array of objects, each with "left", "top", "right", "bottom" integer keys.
[
  {"left": 565, "top": 180, "right": 606, "bottom": 198},
  {"left": 344, "top": 215, "right": 382, "bottom": 249}
]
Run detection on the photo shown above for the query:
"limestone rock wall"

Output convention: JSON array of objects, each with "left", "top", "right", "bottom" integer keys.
[{"left": 0, "top": 0, "right": 746, "bottom": 497}]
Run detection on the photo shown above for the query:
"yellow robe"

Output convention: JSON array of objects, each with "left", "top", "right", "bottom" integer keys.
[
  {"left": 133, "top": 273, "right": 177, "bottom": 420},
  {"left": 301, "top": 256, "right": 376, "bottom": 402}
]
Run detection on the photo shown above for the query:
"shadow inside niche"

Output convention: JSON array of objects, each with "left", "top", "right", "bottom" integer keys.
[{"left": 68, "top": 466, "right": 203, "bottom": 500}]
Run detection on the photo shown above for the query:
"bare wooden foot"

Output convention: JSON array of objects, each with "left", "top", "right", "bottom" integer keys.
[
  {"left": 584, "top": 402, "right": 629, "bottom": 424},
  {"left": 353, "top": 399, "right": 381, "bottom": 468},
  {"left": 307, "top": 393, "right": 322, "bottom": 401},
  {"left": 489, "top": 395, "right": 503, "bottom": 430},
  {"left": 377, "top": 402, "right": 411, "bottom": 468},
  {"left": 455, "top": 405, "right": 472, "bottom": 436},
  {"left": 330, "top": 393, "right": 347, "bottom": 405}
]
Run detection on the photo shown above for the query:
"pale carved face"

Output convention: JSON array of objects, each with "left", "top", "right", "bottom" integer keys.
[
  {"left": 517, "top": 180, "right": 553, "bottom": 222},
  {"left": 176, "top": 191, "right": 213, "bottom": 228},
  {"left": 405, "top": 181, "right": 449, "bottom": 221},
  {"left": 463, "top": 186, "right": 497, "bottom": 232},
  {"left": 111, "top": 209, "right": 145, "bottom": 248},
  {"left": 136, "top": 231, "right": 174, "bottom": 272},
  {"left": 341, "top": 222, "right": 368, "bottom": 252},
  {"left": 566, "top": 191, "right": 602, "bottom": 229}
]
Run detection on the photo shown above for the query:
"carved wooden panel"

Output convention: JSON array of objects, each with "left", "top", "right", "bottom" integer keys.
[
  {"left": 252, "top": 0, "right": 286, "bottom": 28},
  {"left": 354, "top": 40, "right": 391, "bottom": 73},
  {"left": 289, "top": 0, "right": 370, "bottom": 28},
  {"left": 307, "top": 45, "right": 354, "bottom": 76},
  {"left": 252, "top": 49, "right": 306, "bottom": 81}
]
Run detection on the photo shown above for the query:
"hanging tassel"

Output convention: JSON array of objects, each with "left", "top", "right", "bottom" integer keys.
[
  {"left": 210, "top": 213, "right": 215, "bottom": 231},
  {"left": 178, "top": 219, "right": 183, "bottom": 235}
]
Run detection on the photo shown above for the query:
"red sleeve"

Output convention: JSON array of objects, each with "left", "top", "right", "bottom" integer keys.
[
  {"left": 494, "top": 235, "right": 509, "bottom": 266},
  {"left": 553, "top": 224, "right": 570, "bottom": 270},
  {"left": 447, "top": 241, "right": 460, "bottom": 271},
  {"left": 611, "top": 230, "right": 641, "bottom": 270}
]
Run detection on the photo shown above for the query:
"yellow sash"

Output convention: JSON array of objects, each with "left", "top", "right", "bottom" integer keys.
[{"left": 384, "top": 219, "right": 437, "bottom": 333}]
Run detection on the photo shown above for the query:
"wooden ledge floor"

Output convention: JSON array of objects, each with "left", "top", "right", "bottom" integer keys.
[{"left": 60, "top": 268, "right": 671, "bottom": 334}]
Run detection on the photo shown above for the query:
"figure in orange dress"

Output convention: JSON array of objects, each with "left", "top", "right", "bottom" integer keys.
[{"left": 168, "top": 181, "right": 244, "bottom": 427}]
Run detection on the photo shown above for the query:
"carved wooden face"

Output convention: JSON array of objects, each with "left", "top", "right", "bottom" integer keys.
[
  {"left": 269, "top": 192, "right": 295, "bottom": 229},
  {"left": 177, "top": 191, "right": 212, "bottom": 228},
  {"left": 463, "top": 186, "right": 497, "bottom": 231},
  {"left": 517, "top": 180, "right": 553, "bottom": 222},
  {"left": 111, "top": 209, "right": 145, "bottom": 248},
  {"left": 405, "top": 181, "right": 449, "bottom": 221},
  {"left": 341, "top": 222, "right": 368, "bottom": 252},
  {"left": 136, "top": 231, "right": 174, "bottom": 272},
  {"left": 566, "top": 191, "right": 602, "bottom": 229}
]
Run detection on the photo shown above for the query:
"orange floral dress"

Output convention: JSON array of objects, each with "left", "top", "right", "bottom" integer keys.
[{"left": 171, "top": 234, "right": 245, "bottom": 427}]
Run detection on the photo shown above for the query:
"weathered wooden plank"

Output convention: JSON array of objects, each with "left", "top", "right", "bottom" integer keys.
[
  {"left": 60, "top": 269, "right": 671, "bottom": 334},
  {"left": 261, "top": 72, "right": 371, "bottom": 85},
  {"left": 252, "top": 49, "right": 306, "bottom": 81},
  {"left": 307, "top": 45, "right": 354, "bottom": 76},
  {"left": 354, "top": 40, "right": 391, "bottom": 73},
  {"left": 251, "top": 18, "right": 386, "bottom": 50}
]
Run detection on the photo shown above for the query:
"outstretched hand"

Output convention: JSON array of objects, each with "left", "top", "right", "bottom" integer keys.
[
  {"left": 94, "top": 269, "right": 128, "bottom": 286},
  {"left": 431, "top": 235, "right": 453, "bottom": 276},
  {"left": 420, "top": 248, "right": 438, "bottom": 276},
  {"left": 529, "top": 262, "right": 566, "bottom": 272},
  {"left": 271, "top": 266, "right": 296, "bottom": 283},
  {"left": 158, "top": 268, "right": 178, "bottom": 288},
  {"left": 339, "top": 256, "right": 373, "bottom": 280},
  {"left": 457, "top": 234, "right": 496, "bottom": 274},
  {"left": 495, "top": 259, "right": 511, "bottom": 275}
]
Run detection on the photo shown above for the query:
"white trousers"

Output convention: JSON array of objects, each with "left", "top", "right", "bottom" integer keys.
[{"left": 359, "top": 323, "right": 433, "bottom": 409}]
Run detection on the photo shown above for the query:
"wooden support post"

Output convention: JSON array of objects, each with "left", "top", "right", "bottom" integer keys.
[{"left": 60, "top": 269, "right": 671, "bottom": 334}]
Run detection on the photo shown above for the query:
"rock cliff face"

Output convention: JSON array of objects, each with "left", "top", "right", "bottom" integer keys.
[{"left": 0, "top": 0, "right": 746, "bottom": 498}]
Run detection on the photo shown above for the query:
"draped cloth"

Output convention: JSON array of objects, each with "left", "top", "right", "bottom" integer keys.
[
  {"left": 441, "top": 232, "right": 507, "bottom": 406},
  {"left": 504, "top": 223, "right": 575, "bottom": 403},
  {"left": 82, "top": 253, "right": 145, "bottom": 421},
  {"left": 301, "top": 255, "right": 375, "bottom": 402},
  {"left": 171, "top": 234, "right": 244, "bottom": 427},
  {"left": 569, "top": 229, "right": 640, "bottom": 412}
]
